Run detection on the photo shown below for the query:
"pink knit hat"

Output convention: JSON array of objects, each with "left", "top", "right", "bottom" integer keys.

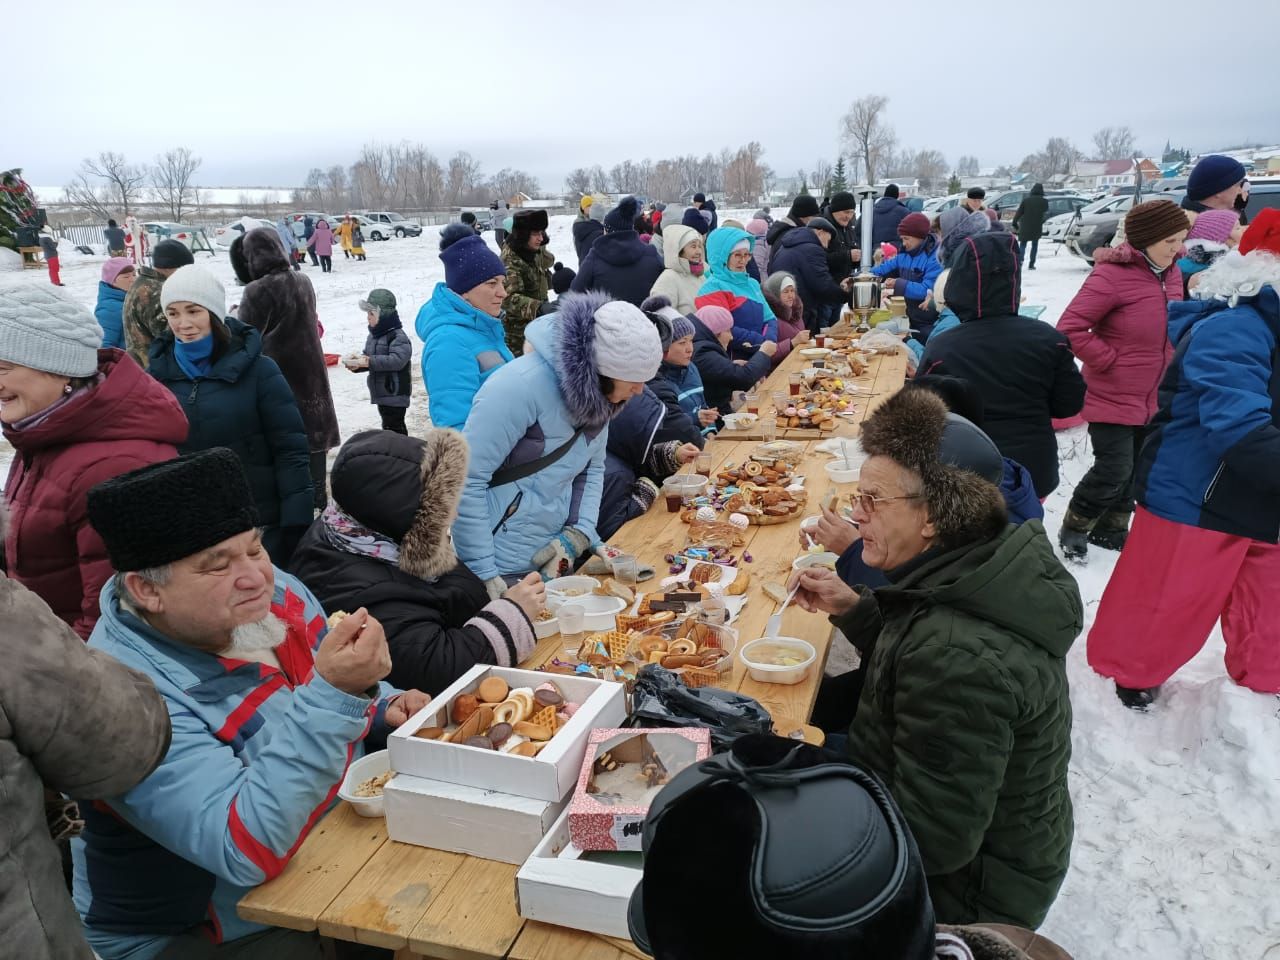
[
  {"left": 101, "top": 257, "right": 134, "bottom": 284},
  {"left": 1186, "top": 209, "right": 1241, "bottom": 246},
  {"left": 744, "top": 218, "right": 767, "bottom": 237},
  {"left": 696, "top": 305, "right": 735, "bottom": 335}
]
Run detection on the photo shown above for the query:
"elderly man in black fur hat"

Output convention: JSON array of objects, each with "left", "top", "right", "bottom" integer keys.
[{"left": 787, "top": 388, "right": 1082, "bottom": 931}]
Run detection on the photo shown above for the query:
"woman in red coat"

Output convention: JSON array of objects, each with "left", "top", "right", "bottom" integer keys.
[
  {"left": 0, "top": 286, "right": 187, "bottom": 638},
  {"left": 1056, "top": 200, "right": 1188, "bottom": 561}
]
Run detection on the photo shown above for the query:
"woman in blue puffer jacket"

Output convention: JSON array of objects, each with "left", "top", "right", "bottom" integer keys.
[
  {"left": 94, "top": 258, "right": 134, "bottom": 349},
  {"left": 695, "top": 227, "right": 777, "bottom": 358},
  {"left": 417, "top": 227, "right": 514, "bottom": 430},
  {"left": 454, "top": 291, "right": 664, "bottom": 597}
]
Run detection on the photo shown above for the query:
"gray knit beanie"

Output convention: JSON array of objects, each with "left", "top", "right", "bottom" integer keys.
[
  {"left": 160, "top": 265, "right": 226, "bottom": 319},
  {"left": 0, "top": 283, "right": 102, "bottom": 377}
]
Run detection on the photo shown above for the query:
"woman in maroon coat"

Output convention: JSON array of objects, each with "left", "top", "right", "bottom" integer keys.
[
  {"left": 0, "top": 286, "right": 187, "bottom": 638},
  {"left": 1056, "top": 200, "right": 1188, "bottom": 561}
]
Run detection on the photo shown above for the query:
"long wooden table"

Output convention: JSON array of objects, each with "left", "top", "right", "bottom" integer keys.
[{"left": 238, "top": 339, "right": 908, "bottom": 959}]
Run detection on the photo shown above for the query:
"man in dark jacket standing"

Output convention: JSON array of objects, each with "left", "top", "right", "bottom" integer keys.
[
  {"left": 821, "top": 191, "right": 862, "bottom": 282},
  {"left": 768, "top": 220, "right": 854, "bottom": 333},
  {"left": 870, "top": 184, "right": 910, "bottom": 247},
  {"left": 235, "top": 228, "right": 342, "bottom": 511},
  {"left": 919, "top": 231, "right": 1085, "bottom": 498},
  {"left": 302, "top": 215, "right": 318, "bottom": 266},
  {"left": 1012, "top": 184, "right": 1049, "bottom": 270},
  {"left": 104, "top": 218, "right": 127, "bottom": 257},
  {"left": 571, "top": 196, "right": 663, "bottom": 306},
  {"left": 765, "top": 194, "right": 821, "bottom": 255}
]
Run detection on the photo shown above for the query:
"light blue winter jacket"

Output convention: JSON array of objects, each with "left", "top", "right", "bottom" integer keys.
[
  {"left": 416, "top": 282, "right": 514, "bottom": 430},
  {"left": 73, "top": 571, "right": 398, "bottom": 959},
  {"left": 454, "top": 292, "right": 627, "bottom": 581}
]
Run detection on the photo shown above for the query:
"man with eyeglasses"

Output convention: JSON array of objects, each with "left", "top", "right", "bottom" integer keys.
[{"left": 786, "top": 387, "right": 1081, "bottom": 932}]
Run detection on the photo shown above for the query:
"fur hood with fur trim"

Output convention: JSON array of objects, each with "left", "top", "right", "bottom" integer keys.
[
  {"left": 859, "top": 389, "right": 1008, "bottom": 549},
  {"left": 290, "top": 428, "right": 538, "bottom": 693},
  {"left": 326, "top": 429, "right": 466, "bottom": 580}
]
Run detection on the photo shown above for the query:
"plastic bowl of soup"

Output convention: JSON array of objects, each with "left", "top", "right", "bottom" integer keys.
[{"left": 739, "top": 637, "right": 817, "bottom": 685}]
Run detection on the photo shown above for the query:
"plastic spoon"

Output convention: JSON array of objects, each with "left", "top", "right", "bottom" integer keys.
[{"left": 766, "top": 583, "right": 802, "bottom": 639}]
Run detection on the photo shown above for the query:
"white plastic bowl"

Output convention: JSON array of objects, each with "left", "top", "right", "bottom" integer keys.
[
  {"left": 338, "top": 749, "right": 391, "bottom": 817},
  {"left": 556, "top": 594, "right": 627, "bottom": 631},
  {"left": 545, "top": 576, "right": 600, "bottom": 601},
  {"left": 740, "top": 637, "right": 817, "bottom": 685},
  {"left": 824, "top": 460, "right": 861, "bottom": 484},
  {"left": 799, "top": 347, "right": 832, "bottom": 358},
  {"left": 722, "top": 412, "right": 759, "bottom": 431},
  {"left": 792, "top": 551, "right": 839, "bottom": 573}
]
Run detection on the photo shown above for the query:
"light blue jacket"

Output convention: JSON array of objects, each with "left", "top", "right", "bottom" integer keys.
[
  {"left": 455, "top": 297, "right": 620, "bottom": 581},
  {"left": 906, "top": 306, "right": 961, "bottom": 361},
  {"left": 416, "top": 282, "right": 514, "bottom": 430},
  {"left": 73, "top": 572, "right": 398, "bottom": 959}
]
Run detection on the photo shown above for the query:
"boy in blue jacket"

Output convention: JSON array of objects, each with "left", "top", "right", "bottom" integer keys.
[{"left": 871, "top": 212, "right": 943, "bottom": 343}]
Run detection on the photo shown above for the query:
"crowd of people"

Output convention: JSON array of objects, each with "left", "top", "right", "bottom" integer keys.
[{"left": 1, "top": 151, "right": 1277, "bottom": 960}]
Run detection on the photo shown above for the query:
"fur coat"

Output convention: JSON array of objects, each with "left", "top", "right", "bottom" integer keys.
[{"left": 235, "top": 229, "right": 341, "bottom": 451}]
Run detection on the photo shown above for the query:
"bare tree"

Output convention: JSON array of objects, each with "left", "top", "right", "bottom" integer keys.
[
  {"left": 1020, "top": 137, "right": 1082, "bottom": 182},
  {"left": 587, "top": 165, "right": 610, "bottom": 194},
  {"left": 811, "top": 158, "right": 833, "bottom": 196},
  {"left": 646, "top": 160, "right": 683, "bottom": 202},
  {"left": 324, "top": 165, "right": 349, "bottom": 212},
  {"left": 399, "top": 143, "right": 444, "bottom": 209},
  {"left": 565, "top": 167, "right": 593, "bottom": 197},
  {"left": 840, "top": 95, "right": 896, "bottom": 185},
  {"left": 65, "top": 151, "right": 147, "bottom": 220},
  {"left": 446, "top": 151, "right": 484, "bottom": 205},
  {"left": 1092, "top": 125, "right": 1137, "bottom": 161},
  {"left": 151, "top": 147, "right": 202, "bottom": 221},
  {"left": 912, "top": 149, "right": 948, "bottom": 194},
  {"left": 956, "top": 155, "right": 980, "bottom": 177},
  {"left": 487, "top": 169, "right": 540, "bottom": 202},
  {"left": 723, "top": 142, "right": 769, "bottom": 204}
]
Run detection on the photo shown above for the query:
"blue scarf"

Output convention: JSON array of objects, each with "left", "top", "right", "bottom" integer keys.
[{"left": 174, "top": 334, "right": 215, "bottom": 380}]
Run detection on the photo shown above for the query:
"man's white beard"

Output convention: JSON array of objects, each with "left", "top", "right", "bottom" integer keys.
[{"left": 224, "top": 615, "right": 287, "bottom": 656}]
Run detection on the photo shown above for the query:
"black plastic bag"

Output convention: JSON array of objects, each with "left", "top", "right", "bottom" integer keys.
[{"left": 628, "top": 665, "right": 773, "bottom": 752}]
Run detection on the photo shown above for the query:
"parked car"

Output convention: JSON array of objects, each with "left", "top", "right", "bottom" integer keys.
[
  {"left": 1064, "top": 192, "right": 1179, "bottom": 263},
  {"left": 358, "top": 211, "right": 422, "bottom": 238},
  {"left": 1241, "top": 180, "right": 1280, "bottom": 220},
  {"left": 1044, "top": 195, "right": 1123, "bottom": 243},
  {"left": 213, "top": 217, "right": 274, "bottom": 249},
  {"left": 143, "top": 221, "right": 214, "bottom": 255},
  {"left": 923, "top": 194, "right": 964, "bottom": 214},
  {"left": 988, "top": 189, "right": 1087, "bottom": 220}
]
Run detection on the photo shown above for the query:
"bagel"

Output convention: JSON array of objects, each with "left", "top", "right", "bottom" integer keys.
[
  {"left": 492, "top": 699, "right": 521, "bottom": 725},
  {"left": 668, "top": 638, "right": 698, "bottom": 656}
]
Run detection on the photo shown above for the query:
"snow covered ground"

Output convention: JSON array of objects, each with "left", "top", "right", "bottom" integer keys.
[{"left": 3, "top": 216, "right": 1278, "bottom": 958}]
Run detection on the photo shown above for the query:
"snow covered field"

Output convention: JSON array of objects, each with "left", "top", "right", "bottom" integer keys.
[{"left": 3, "top": 216, "right": 1278, "bottom": 958}]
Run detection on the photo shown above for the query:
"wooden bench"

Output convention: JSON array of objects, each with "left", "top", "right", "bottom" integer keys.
[{"left": 18, "top": 246, "right": 43, "bottom": 269}]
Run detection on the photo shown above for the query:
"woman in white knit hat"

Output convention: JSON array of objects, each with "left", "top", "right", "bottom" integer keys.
[
  {"left": 454, "top": 290, "right": 664, "bottom": 596},
  {"left": 0, "top": 283, "right": 187, "bottom": 638},
  {"left": 146, "top": 265, "right": 314, "bottom": 565}
]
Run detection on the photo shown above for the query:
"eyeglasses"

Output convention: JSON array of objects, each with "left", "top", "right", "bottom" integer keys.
[{"left": 854, "top": 492, "right": 924, "bottom": 515}]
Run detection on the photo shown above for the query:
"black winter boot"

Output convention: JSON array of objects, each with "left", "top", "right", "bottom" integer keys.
[
  {"left": 1058, "top": 509, "right": 1094, "bottom": 563},
  {"left": 1089, "top": 511, "right": 1132, "bottom": 551},
  {"left": 1116, "top": 684, "right": 1160, "bottom": 711}
]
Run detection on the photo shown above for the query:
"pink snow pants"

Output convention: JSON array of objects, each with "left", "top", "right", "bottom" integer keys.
[{"left": 1088, "top": 507, "right": 1280, "bottom": 693}]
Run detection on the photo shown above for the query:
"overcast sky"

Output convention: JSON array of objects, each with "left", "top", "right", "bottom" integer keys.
[{"left": 12, "top": 0, "right": 1279, "bottom": 193}]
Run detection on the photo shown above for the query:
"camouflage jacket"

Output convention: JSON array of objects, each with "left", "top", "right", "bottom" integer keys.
[
  {"left": 122, "top": 267, "right": 169, "bottom": 368},
  {"left": 500, "top": 245, "right": 554, "bottom": 354}
]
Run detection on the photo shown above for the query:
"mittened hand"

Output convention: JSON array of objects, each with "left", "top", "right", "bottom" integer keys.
[{"left": 532, "top": 528, "right": 591, "bottom": 580}]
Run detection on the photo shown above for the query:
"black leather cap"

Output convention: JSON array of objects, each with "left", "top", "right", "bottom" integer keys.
[{"left": 627, "top": 735, "right": 935, "bottom": 960}]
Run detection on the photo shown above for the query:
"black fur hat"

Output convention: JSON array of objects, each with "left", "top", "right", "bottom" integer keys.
[
  {"left": 859, "top": 389, "right": 1007, "bottom": 547},
  {"left": 88, "top": 449, "right": 259, "bottom": 572}
]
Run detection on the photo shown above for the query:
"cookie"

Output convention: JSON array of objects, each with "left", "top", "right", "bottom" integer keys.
[{"left": 477, "top": 676, "right": 509, "bottom": 704}]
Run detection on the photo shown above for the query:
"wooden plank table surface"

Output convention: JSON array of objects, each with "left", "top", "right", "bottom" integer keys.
[{"left": 238, "top": 340, "right": 907, "bottom": 958}]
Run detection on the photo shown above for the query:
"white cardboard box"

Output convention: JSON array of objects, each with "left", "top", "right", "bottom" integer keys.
[
  {"left": 387, "top": 664, "right": 627, "bottom": 803},
  {"left": 516, "top": 806, "right": 642, "bottom": 940},
  {"left": 384, "top": 773, "right": 567, "bottom": 865}
]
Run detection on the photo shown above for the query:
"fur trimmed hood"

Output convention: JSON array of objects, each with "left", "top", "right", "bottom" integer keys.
[
  {"left": 860, "top": 389, "right": 1008, "bottom": 548},
  {"left": 242, "top": 227, "right": 293, "bottom": 279},
  {"left": 329, "top": 429, "right": 468, "bottom": 581},
  {"left": 526, "top": 290, "right": 625, "bottom": 431}
]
